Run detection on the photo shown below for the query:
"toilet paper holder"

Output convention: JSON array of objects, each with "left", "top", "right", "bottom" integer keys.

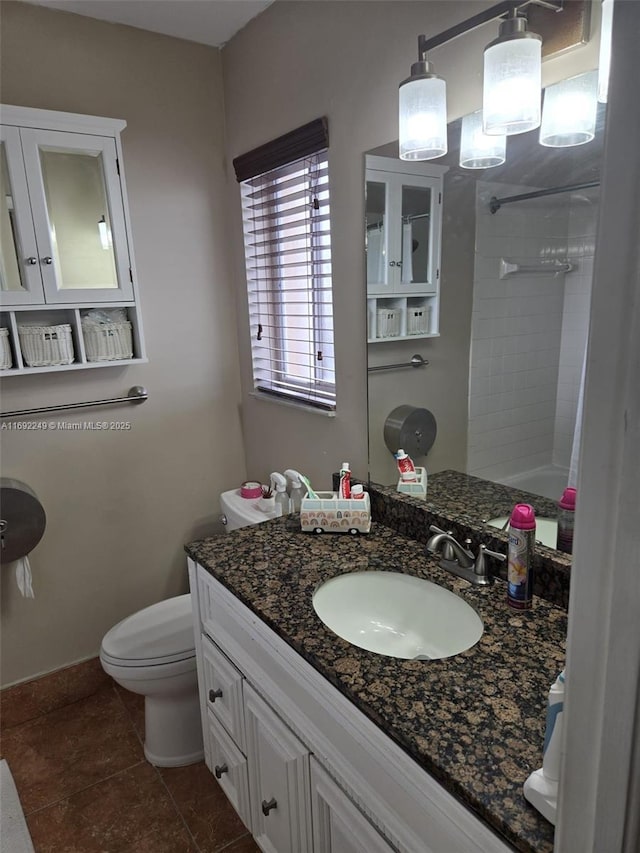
[
  {"left": 383, "top": 405, "right": 437, "bottom": 460},
  {"left": 0, "top": 478, "right": 46, "bottom": 564}
]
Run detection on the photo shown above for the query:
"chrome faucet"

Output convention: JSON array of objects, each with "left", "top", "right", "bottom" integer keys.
[{"left": 426, "top": 525, "right": 505, "bottom": 586}]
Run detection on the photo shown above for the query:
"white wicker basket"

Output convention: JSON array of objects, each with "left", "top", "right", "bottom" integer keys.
[
  {"left": 0, "top": 328, "right": 12, "bottom": 370},
  {"left": 376, "top": 308, "right": 401, "bottom": 338},
  {"left": 407, "top": 305, "right": 431, "bottom": 335},
  {"left": 18, "top": 324, "right": 74, "bottom": 367},
  {"left": 83, "top": 321, "right": 133, "bottom": 362}
]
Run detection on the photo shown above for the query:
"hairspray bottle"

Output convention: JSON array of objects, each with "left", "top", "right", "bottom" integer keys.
[{"left": 507, "top": 504, "right": 536, "bottom": 610}]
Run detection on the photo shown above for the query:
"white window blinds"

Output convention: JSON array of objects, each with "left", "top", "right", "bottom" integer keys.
[{"left": 239, "top": 150, "right": 335, "bottom": 411}]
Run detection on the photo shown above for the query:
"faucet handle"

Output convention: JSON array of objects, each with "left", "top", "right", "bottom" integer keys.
[
  {"left": 474, "top": 544, "right": 506, "bottom": 583},
  {"left": 428, "top": 524, "right": 449, "bottom": 536}
]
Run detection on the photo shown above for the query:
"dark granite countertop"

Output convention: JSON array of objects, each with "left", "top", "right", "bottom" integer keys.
[{"left": 186, "top": 515, "right": 566, "bottom": 853}]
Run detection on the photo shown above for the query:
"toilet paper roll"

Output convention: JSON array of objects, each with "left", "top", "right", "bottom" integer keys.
[
  {"left": 14, "top": 556, "right": 34, "bottom": 598},
  {"left": 0, "top": 478, "right": 46, "bottom": 564}
]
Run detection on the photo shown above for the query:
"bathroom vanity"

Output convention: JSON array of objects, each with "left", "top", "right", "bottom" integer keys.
[{"left": 187, "top": 481, "right": 567, "bottom": 853}]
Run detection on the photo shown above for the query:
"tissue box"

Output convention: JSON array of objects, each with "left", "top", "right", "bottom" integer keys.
[
  {"left": 300, "top": 491, "right": 371, "bottom": 534},
  {"left": 397, "top": 467, "right": 427, "bottom": 500}
]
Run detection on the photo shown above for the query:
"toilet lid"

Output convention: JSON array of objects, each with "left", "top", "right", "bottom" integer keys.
[{"left": 101, "top": 594, "right": 195, "bottom": 665}]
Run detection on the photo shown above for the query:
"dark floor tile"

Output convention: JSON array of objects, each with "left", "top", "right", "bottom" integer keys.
[
  {"left": 2, "top": 686, "right": 143, "bottom": 813},
  {"left": 26, "top": 762, "right": 198, "bottom": 853},
  {"left": 159, "top": 762, "right": 248, "bottom": 852},
  {"left": 220, "top": 835, "right": 262, "bottom": 853},
  {"left": 1, "top": 658, "right": 110, "bottom": 730}
]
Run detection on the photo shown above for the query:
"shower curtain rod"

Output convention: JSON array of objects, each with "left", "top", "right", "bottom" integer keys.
[{"left": 489, "top": 180, "right": 600, "bottom": 214}]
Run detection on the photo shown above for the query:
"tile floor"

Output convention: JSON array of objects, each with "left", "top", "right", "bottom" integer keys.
[{"left": 0, "top": 658, "right": 260, "bottom": 852}]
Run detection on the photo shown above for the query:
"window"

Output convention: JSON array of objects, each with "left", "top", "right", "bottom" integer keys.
[{"left": 234, "top": 119, "right": 335, "bottom": 411}]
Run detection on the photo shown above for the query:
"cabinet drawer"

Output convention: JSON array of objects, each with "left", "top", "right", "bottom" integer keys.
[
  {"left": 244, "top": 682, "right": 312, "bottom": 853},
  {"left": 206, "top": 711, "right": 251, "bottom": 832},
  {"left": 201, "top": 634, "right": 246, "bottom": 753}
]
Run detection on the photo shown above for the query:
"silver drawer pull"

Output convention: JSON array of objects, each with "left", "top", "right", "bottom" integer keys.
[
  {"left": 25, "top": 257, "right": 37, "bottom": 266},
  {"left": 261, "top": 797, "right": 277, "bottom": 816},
  {"left": 208, "top": 688, "right": 223, "bottom": 702},
  {"left": 42, "top": 256, "right": 53, "bottom": 265},
  {"left": 214, "top": 763, "right": 228, "bottom": 779}
]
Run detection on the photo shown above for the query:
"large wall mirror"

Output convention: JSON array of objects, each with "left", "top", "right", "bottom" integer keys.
[{"left": 365, "top": 75, "right": 605, "bottom": 524}]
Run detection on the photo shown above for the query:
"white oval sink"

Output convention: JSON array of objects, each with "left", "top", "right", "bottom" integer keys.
[
  {"left": 486, "top": 516, "right": 557, "bottom": 549},
  {"left": 312, "top": 571, "right": 483, "bottom": 660}
]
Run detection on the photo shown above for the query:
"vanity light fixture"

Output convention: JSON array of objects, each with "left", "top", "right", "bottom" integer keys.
[
  {"left": 398, "top": 57, "right": 447, "bottom": 160},
  {"left": 597, "top": 0, "right": 614, "bottom": 103},
  {"left": 539, "top": 70, "right": 598, "bottom": 147},
  {"left": 399, "top": 0, "right": 564, "bottom": 161},
  {"left": 459, "top": 110, "right": 506, "bottom": 169},
  {"left": 482, "top": 9, "right": 542, "bottom": 136}
]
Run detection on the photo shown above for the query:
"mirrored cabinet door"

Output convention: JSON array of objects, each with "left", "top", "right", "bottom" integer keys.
[
  {"left": 19, "top": 128, "right": 134, "bottom": 303},
  {"left": 400, "top": 178, "right": 437, "bottom": 291},
  {"left": 365, "top": 176, "right": 392, "bottom": 293},
  {"left": 0, "top": 126, "right": 46, "bottom": 305},
  {"left": 365, "top": 156, "right": 446, "bottom": 298}
]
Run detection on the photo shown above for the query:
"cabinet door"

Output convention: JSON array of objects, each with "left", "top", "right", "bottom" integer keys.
[
  {"left": 206, "top": 711, "right": 252, "bottom": 831},
  {"left": 310, "top": 758, "right": 395, "bottom": 853},
  {"left": 0, "top": 126, "right": 45, "bottom": 305},
  {"left": 244, "top": 682, "right": 312, "bottom": 853},
  {"left": 396, "top": 173, "right": 441, "bottom": 294},
  {"left": 365, "top": 172, "right": 394, "bottom": 295},
  {"left": 19, "top": 128, "right": 134, "bottom": 303}
]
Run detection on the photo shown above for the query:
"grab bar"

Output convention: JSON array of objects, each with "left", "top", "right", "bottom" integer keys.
[
  {"left": 0, "top": 386, "right": 148, "bottom": 419},
  {"left": 368, "top": 354, "right": 428, "bottom": 373}
]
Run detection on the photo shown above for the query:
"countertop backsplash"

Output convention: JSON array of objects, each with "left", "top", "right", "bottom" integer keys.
[{"left": 341, "top": 470, "right": 572, "bottom": 610}]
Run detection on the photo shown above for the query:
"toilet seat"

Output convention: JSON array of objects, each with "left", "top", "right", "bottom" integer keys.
[{"left": 101, "top": 594, "right": 195, "bottom": 668}]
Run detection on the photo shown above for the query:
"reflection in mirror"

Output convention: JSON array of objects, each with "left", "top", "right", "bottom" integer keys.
[
  {"left": 0, "top": 141, "right": 25, "bottom": 292},
  {"left": 366, "top": 88, "right": 605, "bottom": 515},
  {"left": 39, "top": 147, "right": 118, "bottom": 290}
]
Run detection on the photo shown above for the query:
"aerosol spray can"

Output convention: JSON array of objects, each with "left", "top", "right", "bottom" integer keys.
[
  {"left": 556, "top": 487, "right": 577, "bottom": 554},
  {"left": 507, "top": 504, "right": 536, "bottom": 610}
]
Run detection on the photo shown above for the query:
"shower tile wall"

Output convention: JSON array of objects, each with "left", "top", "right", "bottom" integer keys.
[
  {"left": 468, "top": 182, "right": 569, "bottom": 482},
  {"left": 552, "top": 196, "right": 598, "bottom": 469}
]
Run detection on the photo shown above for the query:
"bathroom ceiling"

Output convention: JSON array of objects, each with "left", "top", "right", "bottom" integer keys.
[{"left": 18, "top": 0, "right": 274, "bottom": 47}]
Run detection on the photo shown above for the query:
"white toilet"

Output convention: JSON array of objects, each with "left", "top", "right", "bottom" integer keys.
[
  {"left": 100, "top": 594, "right": 203, "bottom": 767},
  {"left": 100, "top": 488, "right": 271, "bottom": 767}
]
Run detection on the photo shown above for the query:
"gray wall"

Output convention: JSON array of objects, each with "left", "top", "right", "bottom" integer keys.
[{"left": 0, "top": 1, "right": 245, "bottom": 685}]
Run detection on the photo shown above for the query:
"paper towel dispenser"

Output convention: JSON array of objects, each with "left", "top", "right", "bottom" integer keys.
[
  {"left": 383, "top": 405, "right": 437, "bottom": 459},
  {"left": 0, "top": 478, "right": 46, "bottom": 564}
]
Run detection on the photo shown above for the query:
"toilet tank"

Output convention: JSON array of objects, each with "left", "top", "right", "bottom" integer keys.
[{"left": 220, "top": 488, "right": 274, "bottom": 532}]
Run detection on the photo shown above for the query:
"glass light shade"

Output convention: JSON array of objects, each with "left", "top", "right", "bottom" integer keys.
[
  {"left": 483, "top": 37, "right": 542, "bottom": 135},
  {"left": 597, "top": 0, "right": 614, "bottom": 103},
  {"left": 539, "top": 71, "right": 598, "bottom": 148},
  {"left": 459, "top": 110, "right": 506, "bottom": 169},
  {"left": 399, "top": 76, "right": 447, "bottom": 161}
]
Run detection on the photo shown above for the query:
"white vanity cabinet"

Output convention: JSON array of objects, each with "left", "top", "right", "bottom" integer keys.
[
  {"left": 365, "top": 155, "right": 447, "bottom": 342},
  {"left": 189, "top": 558, "right": 511, "bottom": 853},
  {"left": 0, "top": 105, "right": 146, "bottom": 374}
]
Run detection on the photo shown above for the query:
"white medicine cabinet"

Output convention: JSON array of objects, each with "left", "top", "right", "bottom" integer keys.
[
  {"left": 0, "top": 104, "right": 146, "bottom": 375},
  {"left": 365, "top": 155, "right": 447, "bottom": 343}
]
